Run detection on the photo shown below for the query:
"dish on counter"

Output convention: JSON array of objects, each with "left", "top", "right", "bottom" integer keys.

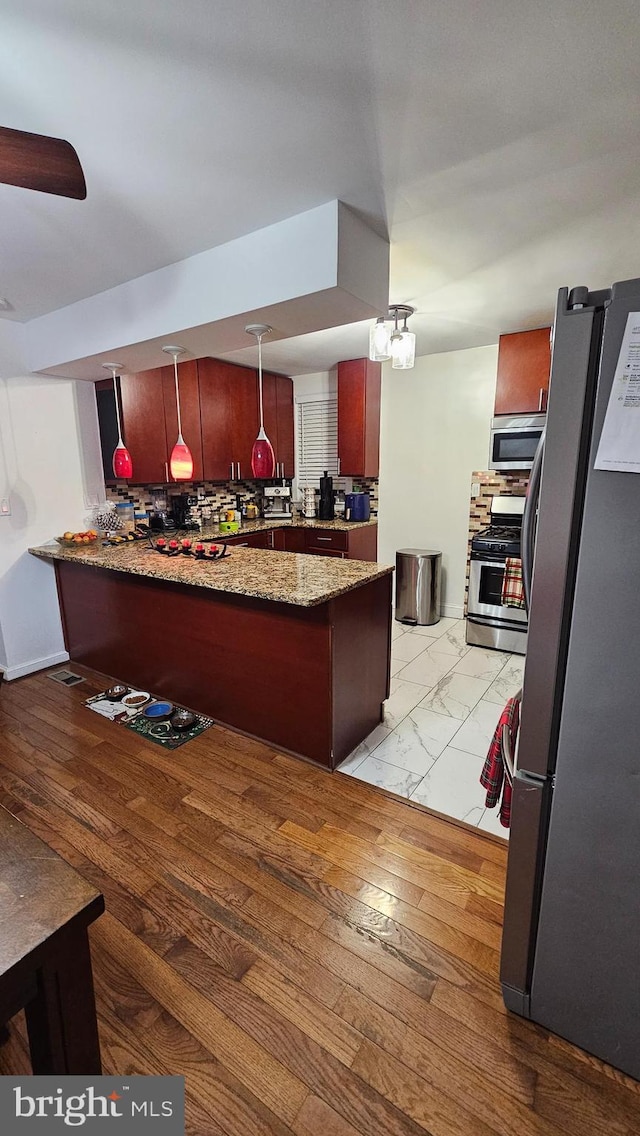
[
  {"left": 56, "top": 530, "right": 98, "bottom": 546},
  {"left": 143, "top": 700, "right": 174, "bottom": 720},
  {"left": 122, "top": 690, "right": 151, "bottom": 709}
]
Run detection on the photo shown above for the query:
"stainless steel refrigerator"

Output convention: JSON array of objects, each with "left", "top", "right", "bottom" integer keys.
[{"left": 500, "top": 277, "right": 640, "bottom": 1080}]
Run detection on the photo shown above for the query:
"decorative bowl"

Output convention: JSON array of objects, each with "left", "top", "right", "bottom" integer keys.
[{"left": 56, "top": 533, "right": 98, "bottom": 547}]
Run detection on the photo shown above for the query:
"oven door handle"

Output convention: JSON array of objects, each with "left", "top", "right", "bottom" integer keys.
[{"left": 521, "top": 429, "right": 545, "bottom": 613}]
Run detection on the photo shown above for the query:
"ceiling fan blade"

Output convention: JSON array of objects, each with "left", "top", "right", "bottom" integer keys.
[{"left": 0, "top": 125, "right": 86, "bottom": 199}]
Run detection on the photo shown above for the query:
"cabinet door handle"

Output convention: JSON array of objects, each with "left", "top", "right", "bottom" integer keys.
[
  {"left": 237, "top": 462, "right": 241, "bottom": 479},
  {"left": 230, "top": 463, "right": 234, "bottom": 480},
  {"left": 165, "top": 461, "right": 169, "bottom": 482},
  {"left": 538, "top": 387, "right": 546, "bottom": 411}
]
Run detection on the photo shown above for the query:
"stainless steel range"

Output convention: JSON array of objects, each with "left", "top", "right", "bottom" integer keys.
[{"left": 466, "top": 495, "right": 527, "bottom": 655}]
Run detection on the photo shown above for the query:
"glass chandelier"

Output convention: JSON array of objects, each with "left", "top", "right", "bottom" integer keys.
[{"left": 369, "top": 304, "right": 416, "bottom": 369}]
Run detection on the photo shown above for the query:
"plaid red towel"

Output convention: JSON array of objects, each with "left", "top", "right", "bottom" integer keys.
[
  {"left": 501, "top": 557, "right": 525, "bottom": 608},
  {"left": 480, "top": 696, "right": 520, "bottom": 828}
]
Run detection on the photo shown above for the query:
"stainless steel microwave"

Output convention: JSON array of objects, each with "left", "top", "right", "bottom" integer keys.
[{"left": 489, "top": 413, "right": 545, "bottom": 471}]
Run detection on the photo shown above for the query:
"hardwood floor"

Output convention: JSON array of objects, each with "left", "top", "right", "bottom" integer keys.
[{"left": 0, "top": 665, "right": 638, "bottom": 1135}]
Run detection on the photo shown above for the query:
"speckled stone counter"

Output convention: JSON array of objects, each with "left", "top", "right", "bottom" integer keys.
[
  {"left": 201, "top": 516, "right": 378, "bottom": 538},
  {"left": 29, "top": 537, "right": 392, "bottom": 769},
  {"left": 30, "top": 539, "right": 391, "bottom": 608}
]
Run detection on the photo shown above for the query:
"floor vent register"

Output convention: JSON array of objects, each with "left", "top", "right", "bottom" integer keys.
[{"left": 47, "top": 669, "right": 85, "bottom": 687}]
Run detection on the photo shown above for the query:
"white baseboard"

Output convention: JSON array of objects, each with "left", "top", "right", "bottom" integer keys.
[
  {"left": 3, "top": 650, "right": 70, "bottom": 682},
  {"left": 442, "top": 603, "right": 465, "bottom": 620}
]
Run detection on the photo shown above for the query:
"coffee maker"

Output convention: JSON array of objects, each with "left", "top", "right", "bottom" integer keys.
[
  {"left": 170, "top": 493, "right": 199, "bottom": 530},
  {"left": 262, "top": 485, "right": 292, "bottom": 519}
]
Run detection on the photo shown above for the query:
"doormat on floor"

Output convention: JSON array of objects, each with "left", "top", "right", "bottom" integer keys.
[{"left": 84, "top": 691, "right": 214, "bottom": 749}]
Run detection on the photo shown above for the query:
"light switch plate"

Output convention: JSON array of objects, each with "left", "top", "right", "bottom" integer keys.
[
  {"left": 0, "top": 498, "right": 10, "bottom": 516},
  {"left": 471, "top": 482, "right": 480, "bottom": 498}
]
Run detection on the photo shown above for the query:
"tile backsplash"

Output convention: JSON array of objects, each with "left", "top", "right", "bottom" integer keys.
[
  {"left": 105, "top": 476, "right": 379, "bottom": 524},
  {"left": 464, "top": 470, "right": 529, "bottom": 613}
]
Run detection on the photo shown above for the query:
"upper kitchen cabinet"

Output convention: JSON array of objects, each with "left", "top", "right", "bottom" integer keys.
[
  {"left": 118, "top": 367, "right": 168, "bottom": 484},
  {"left": 161, "top": 359, "right": 203, "bottom": 482},
  {"left": 118, "top": 363, "right": 203, "bottom": 483},
  {"left": 95, "top": 377, "right": 120, "bottom": 485},
  {"left": 337, "top": 358, "right": 381, "bottom": 478},
  {"left": 199, "top": 358, "right": 258, "bottom": 481},
  {"left": 494, "top": 327, "right": 552, "bottom": 415},
  {"left": 263, "top": 371, "right": 295, "bottom": 479}
]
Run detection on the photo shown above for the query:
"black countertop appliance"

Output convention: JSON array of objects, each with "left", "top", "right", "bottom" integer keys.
[{"left": 318, "top": 471, "right": 335, "bottom": 521}]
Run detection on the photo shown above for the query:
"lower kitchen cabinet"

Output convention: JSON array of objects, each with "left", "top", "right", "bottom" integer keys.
[
  {"left": 222, "top": 530, "right": 271, "bottom": 549},
  {"left": 306, "top": 526, "right": 377, "bottom": 561},
  {"left": 223, "top": 525, "right": 378, "bottom": 560}
]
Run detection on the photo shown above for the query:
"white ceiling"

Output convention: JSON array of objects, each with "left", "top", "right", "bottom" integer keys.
[{"left": 2, "top": 0, "right": 640, "bottom": 374}]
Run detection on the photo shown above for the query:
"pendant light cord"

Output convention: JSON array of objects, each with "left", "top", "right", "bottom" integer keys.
[
  {"left": 112, "top": 368, "right": 124, "bottom": 439},
  {"left": 173, "top": 355, "right": 183, "bottom": 438},
  {"left": 257, "top": 332, "right": 265, "bottom": 430}
]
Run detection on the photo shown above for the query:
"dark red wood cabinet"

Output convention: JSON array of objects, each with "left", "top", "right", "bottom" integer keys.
[
  {"left": 118, "top": 367, "right": 168, "bottom": 484},
  {"left": 337, "top": 358, "right": 381, "bottom": 477},
  {"left": 161, "top": 359, "right": 203, "bottom": 482},
  {"left": 97, "top": 354, "right": 296, "bottom": 486},
  {"left": 263, "top": 371, "right": 295, "bottom": 479},
  {"left": 199, "top": 358, "right": 258, "bottom": 482},
  {"left": 494, "top": 327, "right": 552, "bottom": 415},
  {"left": 114, "top": 362, "right": 203, "bottom": 484},
  {"left": 222, "top": 525, "right": 377, "bottom": 560},
  {"left": 223, "top": 530, "right": 271, "bottom": 549}
]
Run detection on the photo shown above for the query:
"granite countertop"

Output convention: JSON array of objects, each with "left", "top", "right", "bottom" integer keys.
[
  {"left": 29, "top": 538, "right": 393, "bottom": 608},
  {"left": 201, "top": 516, "right": 377, "bottom": 537}
]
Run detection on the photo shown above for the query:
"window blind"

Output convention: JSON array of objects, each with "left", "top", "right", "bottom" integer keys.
[{"left": 297, "top": 397, "right": 338, "bottom": 485}]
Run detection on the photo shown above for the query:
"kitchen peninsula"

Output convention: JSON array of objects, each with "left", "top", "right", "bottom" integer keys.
[{"left": 30, "top": 535, "right": 392, "bottom": 769}]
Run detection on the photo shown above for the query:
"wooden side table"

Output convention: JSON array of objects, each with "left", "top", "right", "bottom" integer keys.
[{"left": 0, "top": 806, "right": 104, "bottom": 1073}]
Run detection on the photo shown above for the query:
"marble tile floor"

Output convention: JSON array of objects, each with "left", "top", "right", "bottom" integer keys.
[{"left": 337, "top": 617, "right": 525, "bottom": 840}]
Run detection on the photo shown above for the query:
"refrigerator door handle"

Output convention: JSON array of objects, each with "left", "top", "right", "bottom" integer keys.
[{"left": 521, "top": 430, "right": 545, "bottom": 612}]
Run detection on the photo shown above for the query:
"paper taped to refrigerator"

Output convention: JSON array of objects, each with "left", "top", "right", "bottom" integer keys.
[{"left": 595, "top": 312, "right": 640, "bottom": 473}]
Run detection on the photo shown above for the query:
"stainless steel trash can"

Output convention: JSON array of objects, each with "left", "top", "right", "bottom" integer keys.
[{"left": 395, "top": 548, "right": 442, "bottom": 626}]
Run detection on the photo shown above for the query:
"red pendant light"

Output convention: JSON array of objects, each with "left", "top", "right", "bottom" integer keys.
[
  {"left": 162, "top": 345, "right": 194, "bottom": 481},
  {"left": 245, "top": 323, "right": 275, "bottom": 479},
  {"left": 102, "top": 362, "right": 133, "bottom": 480}
]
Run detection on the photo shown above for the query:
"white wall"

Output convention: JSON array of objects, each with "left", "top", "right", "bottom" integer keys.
[
  {"left": 378, "top": 344, "right": 498, "bottom": 618},
  {"left": 0, "top": 375, "right": 99, "bottom": 679}
]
